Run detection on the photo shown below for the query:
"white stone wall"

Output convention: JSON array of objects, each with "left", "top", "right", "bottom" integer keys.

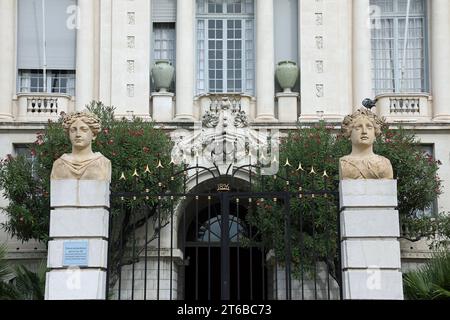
[
  {"left": 299, "top": 0, "right": 353, "bottom": 121},
  {"left": 110, "top": 257, "right": 182, "bottom": 300},
  {"left": 268, "top": 263, "right": 340, "bottom": 300}
]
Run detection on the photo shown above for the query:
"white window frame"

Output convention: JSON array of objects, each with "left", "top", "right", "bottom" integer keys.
[
  {"left": 17, "top": 69, "right": 76, "bottom": 96},
  {"left": 415, "top": 144, "right": 437, "bottom": 217},
  {"left": 371, "top": 0, "right": 428, "bottom": 95},
  {"left": 153, "top": 22, "right": 176, "bottom": 66},
  {"left": 196, "top": 0, "right": 255, "bottom": 95},
  {"left": 13, "top": 143, "right": 37, "bottom": 177}
]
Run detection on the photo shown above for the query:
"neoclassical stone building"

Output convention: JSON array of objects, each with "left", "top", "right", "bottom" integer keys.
[{"left": 0, "top": 0, "right": 449, "bottom": 299}]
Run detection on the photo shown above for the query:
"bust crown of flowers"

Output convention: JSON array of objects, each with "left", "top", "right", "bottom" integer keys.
[
  {"left": 62, "top": 111, "right": 101, "bottom": 135},
  {"left": 341, "top": 108, "right": 386, "bottom": 139}
]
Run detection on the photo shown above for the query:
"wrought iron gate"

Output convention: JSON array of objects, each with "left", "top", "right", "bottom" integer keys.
[{"left": 106, "top": 161, "right": 342, "bottom": 300}]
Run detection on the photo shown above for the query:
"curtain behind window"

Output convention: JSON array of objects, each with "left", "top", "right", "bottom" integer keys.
[
  {"left": 17, "top": 0, "right": 77, "bottom": 70},
  {"left": 370, "top": 0, "right": 427, "bottom": 95}
]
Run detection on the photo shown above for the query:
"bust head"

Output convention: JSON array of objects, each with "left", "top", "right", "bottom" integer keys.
[
  {"left": 339, "top": 108, "right": 393, "bottom": 179},
  {"left": 51, "top": 112, "right": 111, "bottom": 181},
  {"left": 341, "top": 109, "right": 383, "bottom": 142},
  {"left": 63, "top": 112, "right": 101, "bottom": 152}
]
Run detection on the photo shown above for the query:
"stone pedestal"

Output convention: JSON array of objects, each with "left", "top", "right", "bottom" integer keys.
[
  {"left": 45, "top": 180, "right": 110, "bottom": 300},
  {"left": 339, "top": 180, "right": 403, "bottom": 300},
  {"left": 276, "top": 92, "right": 299, "bottom": 122},
  {"left": 151, "top": 92, "right": 175, "bottom": 122}
]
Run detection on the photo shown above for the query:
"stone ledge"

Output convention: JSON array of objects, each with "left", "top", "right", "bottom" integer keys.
[
  {"left": 47, "top": 239, "right": 108, "bottom": 269},
  {"left": 50, "top": 180, "right": 110, "bottom": 208},
  {"left": 340, "top": 209, "right": 400, "bottom": 238},
  {"left": 343, "top": 269, "right": 403, "bottom": 300},
  {"left": 45, "top": 269, "right": 106, "bottom": 300},
  {"left": 340, "top": 180, "right": 398, "bottom": 208},
  {"left": 49, "top": 208, "right": 109, "bottom": 238},
  {"left": 341, "top": 239, "right": 401, "bottom": 269}
]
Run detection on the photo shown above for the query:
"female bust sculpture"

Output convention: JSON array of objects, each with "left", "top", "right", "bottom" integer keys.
[
  {"left": 50, "top": 112, "right": 111, "bottom": 181},
  {"left": 339, "top": 109, "right": 393, "bottom": 180}
]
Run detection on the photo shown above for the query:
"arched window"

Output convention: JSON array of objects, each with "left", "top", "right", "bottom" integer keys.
[{"left": 196, "top": 214, "right": 248, "bottom": 242}]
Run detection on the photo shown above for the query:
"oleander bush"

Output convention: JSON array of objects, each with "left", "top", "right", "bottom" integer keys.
[{"left": 247, "top": 121, "right": 448, "bottom": 280}]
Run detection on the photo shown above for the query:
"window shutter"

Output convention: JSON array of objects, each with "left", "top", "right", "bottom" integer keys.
[
  {"left": 17, "top": 0, "right": 77, "bottom": 70},
  {"left": 152, "top": 0, "right": 177, "bottom": 23}
]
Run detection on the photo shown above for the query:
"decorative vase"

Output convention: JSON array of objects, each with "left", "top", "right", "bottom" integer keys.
[
  {"left": 151, "top": 59, "right": 175, "bottom": 93},
  {"left": 275, "top": 61, "right": 299, "bottom": 93}
]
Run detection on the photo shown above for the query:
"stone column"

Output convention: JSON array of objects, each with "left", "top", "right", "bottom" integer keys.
[
  {"left": 76, "top": 0, "right": 96, "bottom": 110},
  {"left": 340, "top": 180, "right": 403, "bottom": 300},
  {"left": 431, "top": 0, "right": 450, "bottom": 121},
  {"left": 174, "top": 0, "right": 195, "bottom": 120},
  {"left": 45, "top": 180, "right": 110, "bottom": 300},
  {"left": 0, "top": 0, "right": 15, "bottom": 120},
  {"left": 255, "top": 0, "right": 276, "bottom": 121},
  {"left": 352, "top": 0, "right": 373, "bottom": 110}
]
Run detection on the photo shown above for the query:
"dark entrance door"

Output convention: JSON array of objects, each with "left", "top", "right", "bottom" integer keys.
[{"left": 184, "top": 193, "right": 267, "bottom": 300}]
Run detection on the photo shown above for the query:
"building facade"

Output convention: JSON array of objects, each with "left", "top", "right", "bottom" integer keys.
[{"left": 1, "top": 0, "right": 450, "bottom": 298}]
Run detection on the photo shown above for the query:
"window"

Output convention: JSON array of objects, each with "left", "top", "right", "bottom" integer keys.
[
  {"left": 14, "top": 144, "right": 34, "bottom": 162},
  {"left": 17, "top": 0, "right": 76, "bottom": 95},
  {"left": 196, "top": 0, "right": 255, "bottom": 95},
  {"left": 152, "top": 23, "right": 176, "bottom": 92},
  {"left": 18, "top": 70, "right": 76, "bottom": 96},
  {"left": 414, "top": 144, "right": 436, "bottom": 217},
  {"left": 370, "top": 0, "right": 428, "bottom": 95},
  {"left": 195, "top": 215, "right": 247, "bottom": 242},
  {"left": 152, "top": 0, "right": 176, "bottom": 92},
  {"left": 14, "top": 144, "right": 37, "bottom": 176},
  {"left": 153, "top": 23, "right": 176, "bottom": 66}
]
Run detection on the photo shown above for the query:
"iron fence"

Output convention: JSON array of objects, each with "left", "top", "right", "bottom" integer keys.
[{"left": 106, "top": 160, "right": 342, "bottom": 300}]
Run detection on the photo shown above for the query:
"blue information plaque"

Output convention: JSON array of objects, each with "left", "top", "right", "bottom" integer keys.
[{"left": 63, "top": 241, "right": 89, "bottom": 266}]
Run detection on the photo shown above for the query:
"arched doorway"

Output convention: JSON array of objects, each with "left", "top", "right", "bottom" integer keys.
[{"left": 183, "top": 191, "right": 266, "bottom": 300}]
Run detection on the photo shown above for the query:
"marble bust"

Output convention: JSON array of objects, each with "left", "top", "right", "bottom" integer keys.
[
  {"left": 51, "top": 112, "right": 111, "bottom": 181},
  {"left": 339, "top": 108, "right": 393, "bottom": 180}
]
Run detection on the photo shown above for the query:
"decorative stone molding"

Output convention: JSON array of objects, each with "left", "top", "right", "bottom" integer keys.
[
  {"left": 15, "top": 93, "right": 74, "bottom": 122},
  {"left": 171, "top": 95, "right": 281, "bottom": 175},
  {"left": 375, "top": 93, "right": 432, "bottom": 122}
]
